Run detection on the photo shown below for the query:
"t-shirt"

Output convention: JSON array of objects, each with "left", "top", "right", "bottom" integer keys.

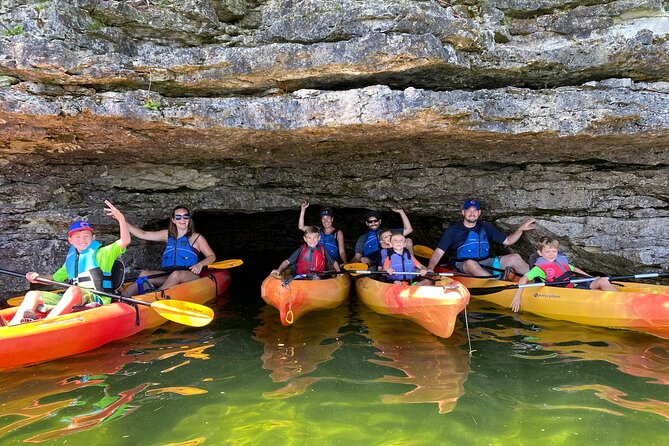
[
  {"left": 436, "top": 221, "right": 507, "bottom": 257},
  {"left": 52, "top": 239, "right": 126, "bottom": 295}
]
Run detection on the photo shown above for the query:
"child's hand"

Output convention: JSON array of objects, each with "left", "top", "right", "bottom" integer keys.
[
  {"left": 510, "top": 294, "right": 522, "bottom": 313},
  {"left": 25, "top": 272, "right": 40, "bottom": 283},
  {"left": 384, "top": 267, "right": 394, "bottom": 274},
  {"left": 104, "top": 200, "right": 125, "bottom": 221}
]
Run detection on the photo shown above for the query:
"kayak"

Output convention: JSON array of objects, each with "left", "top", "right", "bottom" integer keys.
[
  {"left": 0, "top": 269, "right": 230, "bottom": 370},
  {"left": 260, "top": 273, "right": 350, "bottom": 325},
  {"left": 441, "top": 268, "right": 669, "bottom": 339},
  {"left": 354, "top": 276, "right": 470, "bottom": 338}
]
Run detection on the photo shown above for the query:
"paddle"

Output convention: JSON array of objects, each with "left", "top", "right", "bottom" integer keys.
[
  {"left": 0, "top": 268, "right": 214, "bottom": 327},
  {"left": 468, "top": 272, "right": 669, "bottom": 296},
  {"left": 207, "top": 259, "right": 243, "bottom": 269},
  {"left": 342, "top": 263, "right": 459, "bottom": 278},
  {"left": 413, "top": 245, "right": 434, "bottom": 259}
]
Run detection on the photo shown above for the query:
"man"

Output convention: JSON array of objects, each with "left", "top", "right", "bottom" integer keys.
[
  {"left": 426, "top": 199, "right": 536, "bottom": 276},
  {"left": 351, "top": 208, "right": 413, "bottom": 267}
]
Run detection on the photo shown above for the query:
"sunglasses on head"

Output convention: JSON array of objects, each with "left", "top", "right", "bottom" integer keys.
[
  {"left": 366, "top": 219, "right": 379, "bottom": 224},
  {"left": 174, "top": 214, "right": 190, "bottom": 221}
]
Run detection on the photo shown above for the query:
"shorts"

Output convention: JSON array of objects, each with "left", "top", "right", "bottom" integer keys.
[
  {"left": 455, "top": 257, "right": 502, "bottom": 277},
  {"left": 38, "top": 288, "right": 106, "bottom": 311}
]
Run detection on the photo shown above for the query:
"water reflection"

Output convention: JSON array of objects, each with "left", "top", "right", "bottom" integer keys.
[
  {"left": 356, "top": 304, "right": 471, "bottom": 414},
  {"left": 0, "top": 329, "right": 215, "bottom": 444},
  {"left": 253, "top": 304, "right": 349, "bottom": 398}
]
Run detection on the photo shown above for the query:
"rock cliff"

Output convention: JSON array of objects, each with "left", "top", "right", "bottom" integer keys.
[{"left": 1, "top": 0, "right": 668, "bottom": 297}]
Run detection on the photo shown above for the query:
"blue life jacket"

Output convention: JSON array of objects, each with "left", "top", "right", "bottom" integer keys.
[
  {"left": 65, "top": 240, "right": 122, "bottom": 292},
  {"left": 319, "top": 229, "right": 339, "bottom": 260},
  {"left": 455, "top": 226, "right": 490, "bottom": 261},
  {"left": 161, "top": 234, "right": 199, "bottom": 269},
  {"left": 362, "top": 230, "right": 380, "bottom": 256},
  {"left": 384, "top": 248, "right": 416, "bottom": 282}
]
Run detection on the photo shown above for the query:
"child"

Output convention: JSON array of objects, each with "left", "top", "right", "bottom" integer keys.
[
  {"left": 271, "top": 226, "right": 341, "bottom": 279},
  {"left": 511, "top": 236, "right": 617, "bottom": 312},
  {"left": 9, "top": 200, "right": 131, "bottom": 325},
  {"left": 382, "top": 233, "right": 430, "bottom": 285}
]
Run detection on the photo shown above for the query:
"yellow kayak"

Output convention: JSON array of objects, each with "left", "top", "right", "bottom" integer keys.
[{"left": 444, "top": 269, "right": 669, "bottom": 339}]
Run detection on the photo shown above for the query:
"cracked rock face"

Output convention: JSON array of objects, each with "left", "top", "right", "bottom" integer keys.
[{"left": 0, "top": 0, "right": 668, "bottom": 297}]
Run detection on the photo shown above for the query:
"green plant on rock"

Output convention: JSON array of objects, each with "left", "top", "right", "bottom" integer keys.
[
  {"left": 143, "top": 98, "right": 161, "bottom": 111},
  {"left": 86, "top": 19, "right": 105, "bottom": 31},
  {"left": 2, "top": 24, "right": 24, "bottom": 36},
  {"left": 34, "top": 0, "right": 50, "bottom": 12}
]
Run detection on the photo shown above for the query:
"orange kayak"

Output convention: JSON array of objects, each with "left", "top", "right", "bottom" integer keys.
[
  {"left": 441, "top": 268, "right": 669, "bottom": 339},
  {"left": 260, "top": 274, "right": 350, "bottom": 325},
  {"left": 0, "top": 270, "right": 230, "bottom": 370},
  {"left": 354, "top": 276, "right": 469, "bottom": 338}
]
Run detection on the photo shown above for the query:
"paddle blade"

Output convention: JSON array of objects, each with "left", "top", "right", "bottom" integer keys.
[
  {"left": 208, "top": 259, "right": 243, "bottom": 269},
  {"left": 6, "top": 296, "right": 24, "bottom": 307},
  {"left": 150, "top": 300, "right": 215, "bottom": 327},
  {"left": 343, "top": 263, "right": 369, "bottom": 271},
  {"left": 413, "top": 245, "right": 434, "bottom": 259}
]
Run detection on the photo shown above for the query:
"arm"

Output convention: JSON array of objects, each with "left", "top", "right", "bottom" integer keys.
[
  {"left": 427, "top": 247, "right": 445, "bottom": 271},
  {"left": 271, "top": 260, "right": 291, "bottom": 277},
  {"left": 510, "top": 275, "right": 530, "bottom": 312},
  {"left": 127, "top": 222, "right": 168, "bottom": 242},
  {"left": 392, "top": 208, "right": 413, "bottom": 236},
  {"left": 191, "top": 234, "right": 216, "bottom": 274},
  {"left": 412, "top": 256, "right": 427, "bottom": 276},
  {"left": 572, "top": 266, "right": 592, "bottom": 277},
  {"left": 337, "top": 230, "right": 348, "bottom": 263},
  {"left": 503, "top": 218, "right": 536, "bottom": 247},
  {"left": 104, "top": 200, "right": 131, "bottom": 249},
  {"left": 297, "top": 200, "right": 309, "bottom": 231}
]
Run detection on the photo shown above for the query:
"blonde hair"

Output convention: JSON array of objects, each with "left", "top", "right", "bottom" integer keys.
[
  {"left": 304, "top": 226, "right": 320, "bottom": 236},
  {"left": 538, "top": 236, "right": 559, "bottom": 250}
]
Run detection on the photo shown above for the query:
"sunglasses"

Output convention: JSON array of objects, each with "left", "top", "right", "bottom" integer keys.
[
  {"left": 366, "top": 219, "right": 379, "bottom": 224},
  {"left": 174, "top": 214, "right": 190, "bottom": 221}
]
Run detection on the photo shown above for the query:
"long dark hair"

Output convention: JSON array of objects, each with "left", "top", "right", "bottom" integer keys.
[{"left": 168, "top": 205, "right": 196, "bottom": 239}]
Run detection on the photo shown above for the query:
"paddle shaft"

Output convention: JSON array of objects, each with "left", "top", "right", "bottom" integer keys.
[
  {"left": 468, "top": 272, "right": 669, "bottom": 295},
  {"left": 2, "top": 268, "right": 161, "bottom": 308}
]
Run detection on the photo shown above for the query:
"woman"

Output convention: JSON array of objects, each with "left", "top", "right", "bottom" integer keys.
[
  {"left": 298, "top": 200, "right": 347, "bottom": 263},
  {"left": 124, "top": 206, "right": 216, "bottom": 295}
]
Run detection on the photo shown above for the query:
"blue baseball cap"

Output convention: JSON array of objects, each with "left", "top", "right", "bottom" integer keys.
[
  {"left": 68, "top": 221, "right": 94, "bottom": 236},
  {"left": 462, "top": 199, "right": 481, "bottom": 210},
  {"left": 320, "top": 209, "right": 333, "bottom": 217}
]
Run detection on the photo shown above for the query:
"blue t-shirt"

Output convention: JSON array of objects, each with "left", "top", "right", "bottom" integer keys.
[{"left": 436, "top": 221, "right": 507, "bottom": 259}]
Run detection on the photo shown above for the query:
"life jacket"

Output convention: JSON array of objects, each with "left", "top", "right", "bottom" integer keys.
[
  {"left": 362, "top": 230, "right": 381, "bottom": 264},
  {"left": 319, "top": 229, "right": 339, "bottom": 260},
  {"left": 296, "top": 245, "right": 327, "bottom": 275},
  {"left": 161, "top": 233, "right": 199, "bottom": 269},
  {"left": 65, "top": 240, "right": 124, "bottom": 292},
  {"left": 384, "top": 248, "right": 416, "bottom": 282},
  {"left": 534, "top": 254, "right": 578, "bottom": 286},
  {"left": 455, "top": 226, "right": 490, "bottom": 261}
]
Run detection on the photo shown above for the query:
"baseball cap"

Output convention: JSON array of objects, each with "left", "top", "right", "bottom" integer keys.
[
  {"left": 320, "top": 208, "right": 333, "bottom": 217},
  {"left": 68, "top": 221, "right": 94, "bottom": 236},
  {"left": 462, "top": 199, "right": 481, "bottom": 210}
]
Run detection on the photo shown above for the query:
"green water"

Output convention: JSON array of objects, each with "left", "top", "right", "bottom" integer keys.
[{"left": 1, "top": 293, "right": 668, "bottom": 445}]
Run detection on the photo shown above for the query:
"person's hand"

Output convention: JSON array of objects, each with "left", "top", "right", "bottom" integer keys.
[
  {"left": 391, "top": 207, "right": 404, "bottom": 214},
  {"left": 104, "top": 200, "right": 125, "bottom": 221},
  {"left": 511, "top": 295, "right": 522, "bottom": 313},
  {"left": 189, "top": 263, "right": 203, "bottom": 274},
  {"left": 25, "top": 272, "right": 40, "bottom": 283},
  {"left": 300, "top": 200, "right": 310, "bottom": 210},
  {"left": 385, "top": 267, "right": 395, "bottom": 274},
  {"left": 419, "top": 268, "right": 427, "bottom": 276},
  {"left": 519, "top": 218, "right": 536, "bottom": 232}
]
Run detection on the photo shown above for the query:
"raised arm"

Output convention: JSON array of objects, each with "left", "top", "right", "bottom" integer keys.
[
  {"left": 104, "top": 200, "right": 131, "bottom": 248},
  {"left": 298, "top": 200, "right": 309, "bottom": 231},
  {"left": 503, "top": 218, "right": 536, "bottom": 246},
  {"left": 392, "top": 208, "right": 413, "bottom": 236},
  {"left": 127, "top": 222, "right": 168, "bottom": 242}
]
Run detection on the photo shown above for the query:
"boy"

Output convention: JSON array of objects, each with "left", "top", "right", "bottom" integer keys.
[
  {"left": 9, "top": 200, "right": 131, "bottom": 325},
  {"left": 511, "top": 236, "right": 617, "bottom": 312},
  {"left": 382, "top": 233, "right": 430, "bottom": 285},
  {"left": 271, "top": 226, "right": 341, "bottom": 278}
]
